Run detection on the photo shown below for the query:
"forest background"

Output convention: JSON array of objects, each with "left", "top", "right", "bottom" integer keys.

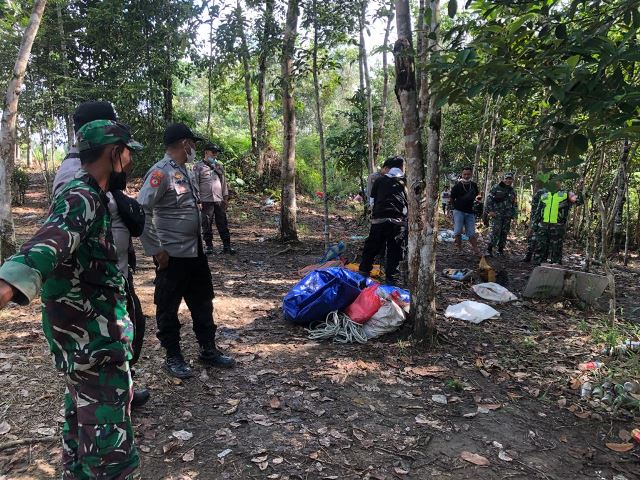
[{"left": 1, "top": 0, "right": 640, "bottom": 338}]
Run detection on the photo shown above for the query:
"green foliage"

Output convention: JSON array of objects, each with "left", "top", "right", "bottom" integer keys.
[{"left": 11, "top": 167, "right": 29, "bottom": 205}]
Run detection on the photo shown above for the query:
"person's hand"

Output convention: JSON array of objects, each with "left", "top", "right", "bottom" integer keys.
[
  {"left": 154, "top": 250, "right": 170, "bottom": 271},
  {"left": 222, "top": 200, "right": 228, "bottom": 210},
  {"left": 488, "top": 211, "right": 497, "bottom": 218},
  {"left": 569, "top": 193, "right": 578, "bottom": 203},
  {"left": 0, "top": 280, "right": 15, "bottom": 309}
]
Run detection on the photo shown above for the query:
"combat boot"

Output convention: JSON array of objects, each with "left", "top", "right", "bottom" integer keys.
[
  {"left": 132, "top": 389, "right": 151, "bottom": 408},
  {"left": 199, "top": 345, "right": 236, "bottom": 368},
  {"left": 164, "top": 353, "right": 194, "bottom": 379},
  {"left": 221, "top": 244, "right": 237, "bottom": 255}
]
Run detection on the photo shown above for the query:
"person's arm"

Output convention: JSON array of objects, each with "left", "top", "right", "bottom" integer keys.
[
  {"left": 137, "top": 168, "right": 170, "bottom": 267},
  {"left": 450, "top": 183, "right": 460, "bottom": 203},
  {"left": 486, "top": 186, "right": 497, "bottom": 216},
  {"left": 370, "top": 177, "right": 379, "bottom": 207},
  {"left": 220, "top": 166, "right": 229, "bottom": 207},
  {"left": 0, "top": 185, "right": 99, "bottom": 306}
]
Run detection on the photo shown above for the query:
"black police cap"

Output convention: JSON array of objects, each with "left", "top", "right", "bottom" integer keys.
[
  {"left": 73, "top": 101, "right": 117, "bottom": 133},
  {"left": 203, "top": 143, "right": 222, "bottom": 153},
  {"left": 163, "top": 123, "right": 205, "bottom": 146}
]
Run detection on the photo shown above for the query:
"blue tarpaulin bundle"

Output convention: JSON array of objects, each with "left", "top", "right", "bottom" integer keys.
[{"left": 283, "top": 267, "right": 411, "bottom": 326}]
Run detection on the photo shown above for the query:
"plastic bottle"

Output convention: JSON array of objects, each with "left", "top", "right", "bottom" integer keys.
[
  {"left": 580, "top": 382, "right": 592, "bottom": 398},
  {"left": 601, "top": 340, "right": 640, "bottom": 356},
  {"left": 623, "top": 381, "right": 640, "bottom": 394},
  {"left": 578, "top": 361, "right": 603, "bottom": 371}
]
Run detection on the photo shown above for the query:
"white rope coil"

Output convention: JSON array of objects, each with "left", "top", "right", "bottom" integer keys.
[{"left": 307, "top": 311, "right": 368, "bottom": 344}]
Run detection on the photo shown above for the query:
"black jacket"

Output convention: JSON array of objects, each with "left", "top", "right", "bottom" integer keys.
[
  {"left": 371, "top": 174, "right": 407, "bottom": 220},
  {"left": 451, "top": 181, "right": 479, "bottom": 214}
]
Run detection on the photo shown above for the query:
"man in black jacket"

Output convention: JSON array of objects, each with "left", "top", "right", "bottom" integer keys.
[
  {"left": 358, "top": 156, "right": 407, "bottom": 285},
  {"left": 450, "top": 166, "right": 481, "bottom": 255}
]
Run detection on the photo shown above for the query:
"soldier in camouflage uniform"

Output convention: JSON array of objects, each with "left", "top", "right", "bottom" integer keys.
[
  {"left": 485, "top": 172, "right": 517, "bottom": 256},
  {"left": 0, "top": 119, "right": 143, "bottom": 479},
  {"left": 523, "top": 187, "right": 547, "bottom": 262},
  {"left": 532, "top": 182, "right": 582, "bottom": 265}
]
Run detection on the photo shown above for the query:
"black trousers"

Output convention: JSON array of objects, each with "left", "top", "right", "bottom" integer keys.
[
  {"left": 153, "top": 254, "right": 216, "bottom": 355},
  {"left": 202, "top": 201, "right": 231, "bottom": 247},
  {"left": 125, "top": 271, "right": 146, "bottom": 366},
  {"left": 359, "top": 222, "right": 404, "bottom": 281}
]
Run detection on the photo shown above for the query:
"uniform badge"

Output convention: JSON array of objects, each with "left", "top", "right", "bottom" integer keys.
[
  {"left": 174, "top": 172, "right": 184, "bottom": 181},
  {"left": 150, "top": 170, "right": 164, "bottom": 188}
]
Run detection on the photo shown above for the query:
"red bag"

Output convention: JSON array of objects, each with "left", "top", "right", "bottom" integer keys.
[{"left": 345, "top": 285, "right": 382, "bottom": 324}]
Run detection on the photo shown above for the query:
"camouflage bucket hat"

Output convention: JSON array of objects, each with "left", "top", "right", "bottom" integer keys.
[{"left": 76, "top": 119, "right": 144, "bottom": 152}]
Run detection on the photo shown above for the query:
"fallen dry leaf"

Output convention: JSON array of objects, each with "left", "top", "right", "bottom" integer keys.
[
  {"left": 605, "top": 442, "right": 634, "bottom": 453},
  {"left": 172, "top": 430, "right": 193, "bottom": 441},
  {"left": 252, "top": 455, "right": 269, "bottom": 463},
  {"left": 272, "top": 456, "right": 284, "bottom": 465},
  {"left": 269, "top": 397, "right": 282, "bottom": 409},
  {"left": 403, "top": 365, "right": 449, "bottom": 377},
  {"left": 0, "top": 421, "right": 10, "bottom": 435},
  {"left": 460, "top": 451, "right": 490, "bottom": 466},
  {"left": 618, "top": 430, "right": 632, "bottom": 442},
  {"left": 498, "top": 450, "right": 513, "bottom": 462},
  {"left": 394, "top": 466, "right": 409, "bottom": 474},
  {"left": 182, "top": 449, "right": 195, "bottom": 462}
]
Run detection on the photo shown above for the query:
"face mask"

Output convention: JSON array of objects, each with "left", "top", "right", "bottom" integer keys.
[
  {"left": 108, "top": 153, "right": 127, "bottom": 192},
  {"left": 186, "top": 146, "right": 196, "bottom": 162},
  {"left": 461, "top": 177, "right": 471, "bottom": 183}
]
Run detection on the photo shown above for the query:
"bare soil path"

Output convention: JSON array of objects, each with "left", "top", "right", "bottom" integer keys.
[{"left": 0, "top": 176, "right": 638, "bottom": 479}]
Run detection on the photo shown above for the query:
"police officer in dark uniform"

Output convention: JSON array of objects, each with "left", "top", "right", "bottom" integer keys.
[{"left": 138, "top": 123, "right": 235, "bottom": 378}]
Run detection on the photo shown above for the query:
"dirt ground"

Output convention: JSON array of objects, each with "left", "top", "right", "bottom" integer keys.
[{"left": 0, "top": 175, "right": 639, "bottom": 480}]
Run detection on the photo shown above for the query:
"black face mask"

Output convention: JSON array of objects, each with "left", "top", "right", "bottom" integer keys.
[{"left": 108, "top": 150, "right": 127, "bottom": 192}]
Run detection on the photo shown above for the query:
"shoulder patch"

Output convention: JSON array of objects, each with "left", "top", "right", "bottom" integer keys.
[{"left": 150, "top": 170, "right": 165, "bottom": 188}]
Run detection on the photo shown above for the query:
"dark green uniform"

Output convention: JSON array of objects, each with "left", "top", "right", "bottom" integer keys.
[
  {"left": 486, "top": 181, "right": 517, "bottom": 252},
  {"left": 532, "top": 190, "right": 582, "bottom": 265},
  {"left": 526, "top": 188, "right": 547, "bottom": 258},
  {"left": 0, "top": 120, "right": 142, "bottom": 479}
]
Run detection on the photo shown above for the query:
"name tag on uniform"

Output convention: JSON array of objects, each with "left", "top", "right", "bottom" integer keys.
[{"left": 173, "top": 172, "right": 189, "bottom": 195}]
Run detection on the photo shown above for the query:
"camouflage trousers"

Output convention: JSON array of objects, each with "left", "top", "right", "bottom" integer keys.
[
  {"left": 525, "top": 223, "right": 540, "bottom": 257},
  {"left": 533, "top": 224, "right": 566, "bottom": 265},
  {"left": 62, "top": 362, "right": 139, "bottom": 479},
  {"left": 489, "top": 215, "right": 512, "bottom": 251}
]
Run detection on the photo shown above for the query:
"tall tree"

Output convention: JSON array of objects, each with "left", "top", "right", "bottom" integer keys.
[
  {"left": 373, "top": 0, "right": 394, "bottom": 162},
  {"left": 413, "top": 0, "right": 441, "bottom": 342},
  {"left": 236, "top": 0, "right": 257, "bottom": 157},
  {"left": 359, "top": 0, "right": 375, "bottom": 174},
  {"left": 256, "top": 0, "right": 277, "bottom": 176},
  {"left": 0, "top": 0, "right": 47, "bottom": 261},
  {"left": 280, "top": 0, "right": 299, "bottom": 241},
  {"left": 393, "top": 0, "right": 425, "bottom": 308}
]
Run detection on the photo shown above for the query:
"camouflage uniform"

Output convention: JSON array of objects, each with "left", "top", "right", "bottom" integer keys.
[
  {"left": 486, "top": 181, "right": 517, "bottom": 252},
  {"left": 0, "top": 120, "right": 142, "bottom": 479},
  {"left": 532, "top": 190, "right": 582, "bottom": 265},
  {"left": 526, "top": 188, "right": 547, "bottom": 258}
]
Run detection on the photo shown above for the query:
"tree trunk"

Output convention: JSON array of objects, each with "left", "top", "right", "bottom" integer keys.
[
  {"left": 280, "top": 0, "right": 298, "bottom": 241},
  {"left": 393, "top": 0, "right": 425, "bottom": 319},
  {"left": 207, "top": 13, "right": 213, "bottom": 132},
  {"left": 56, "top": 2, "right": 74, "bottom": 145},
  {"left": 312, "top": 0, "right": 330, "bottom": 249},
  {"left": 0, "top": 0, "right": 47, "bottom": 261},
  {"left": 623, "top": 178, "right": 630, "bottom": 265},
  {"left": 373, "top": 2, "right": 393, "bottom": 162},
  {"left": 473, "top": 95, "right": 491, "bottom": 175},
  {"left": 359, "top": 0, "right": 375, "bottom": 174},
  {"left": 237, "top": 0, "right": 257, "bottom": 157},
  {"left": 606, "top": 140, "right": 632, "bottom": 253},
  {"left": 413, "top": 0, "right": 441, "bottom": 343},
  {"left": 482, "top": 100, "right": 501, "bottom": 211},
  {"left": 256, "top": 0, "right": 275, "bottom": 176}
]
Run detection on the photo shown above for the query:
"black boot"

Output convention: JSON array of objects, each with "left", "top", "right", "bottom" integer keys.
[
  {"left": 221, "top": 244, "right": 237, "bottom": 255},
  {"left": 205, "top": 245, "right": 214, "bottom": 255},
  {"left": 199, "top": 346, "right": 236, "bottom": 368},
  {"left": 164, "top": 353, "right": 194, "bottom": 379},
  {"left": 131, "top": 388, "right": 151, "bottom": 408}
]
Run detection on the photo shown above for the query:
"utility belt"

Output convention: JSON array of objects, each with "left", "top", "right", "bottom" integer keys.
[{"left": 539, "top": 221, "right": 566, "bottom": 229}]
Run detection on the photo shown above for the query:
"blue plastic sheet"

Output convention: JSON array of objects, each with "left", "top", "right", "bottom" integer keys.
[
  {"left": 377, "top": 284, "right": 411, "bottom": 304},
  {"left": 283, "top": 267, "right": 366, "bottom": 326}
]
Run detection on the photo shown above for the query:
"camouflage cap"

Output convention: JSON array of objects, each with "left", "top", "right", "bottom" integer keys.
[{"left": 76, "top": 119, "right": 143, "bottom": 152}]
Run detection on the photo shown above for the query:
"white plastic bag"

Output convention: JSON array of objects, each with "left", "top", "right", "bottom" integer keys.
[
  {"left": 444, "top": 300, "right": 500, "bottom": 324},
  {"left": 471, "top": 282, "right": 517, "bottom": 303},
  {"left": 363, "top": 299, "right": 405, "bottom": 339}
]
